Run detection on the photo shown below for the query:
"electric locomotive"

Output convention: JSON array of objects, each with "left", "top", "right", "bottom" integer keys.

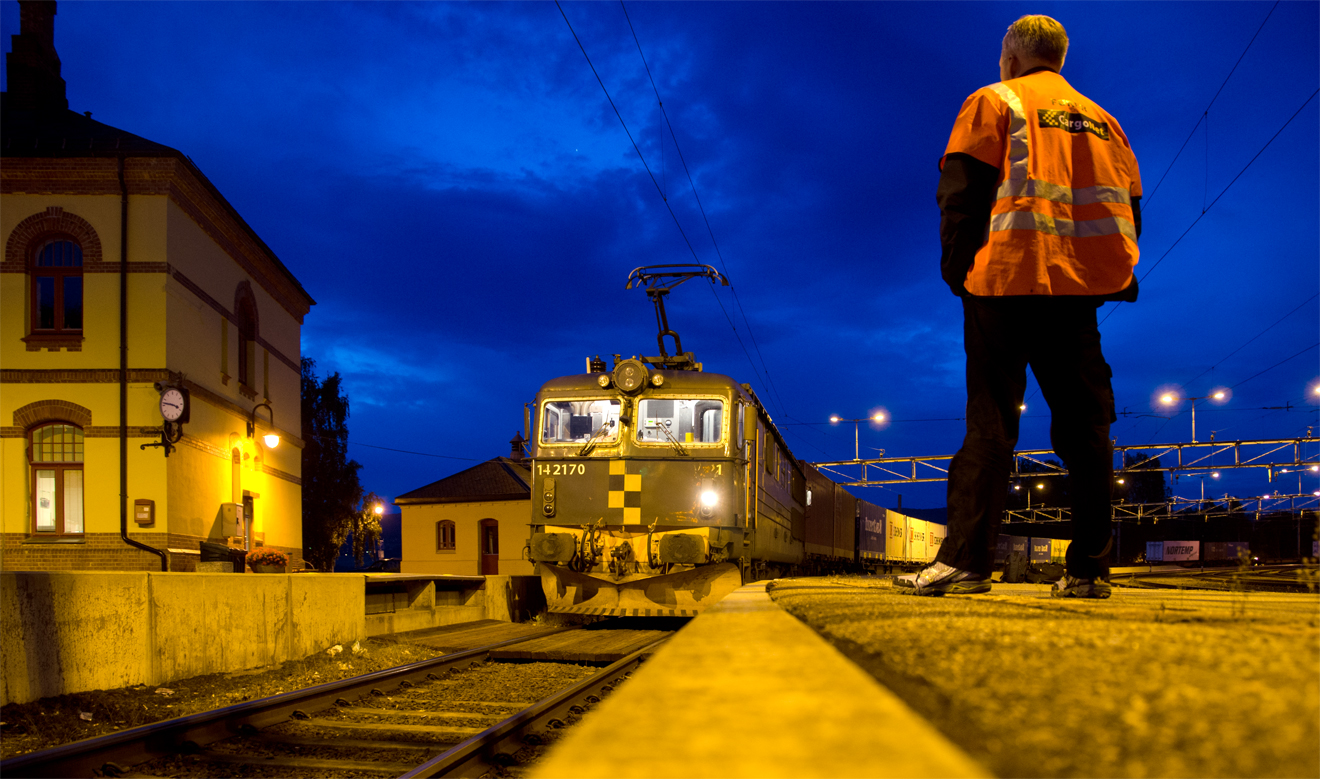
[{"left": 525, "top": 266, "right": 806, "bottom": 615}]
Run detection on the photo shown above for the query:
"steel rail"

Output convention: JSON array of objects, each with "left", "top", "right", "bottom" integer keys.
[
  {"left": 400, "top": 636, "right": 669, "bottom": 778},
  {"left": 0, "top": 627, "right": 575, "bottom": 779}
]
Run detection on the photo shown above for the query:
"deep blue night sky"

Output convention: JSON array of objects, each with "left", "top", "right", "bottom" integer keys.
[{"left": 4, "top": 1, "right": 1317, "bottom": 508}]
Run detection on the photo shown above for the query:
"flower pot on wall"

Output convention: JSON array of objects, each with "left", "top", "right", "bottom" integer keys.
[{"left": 252, "top": 564, "right": 287, "bottom": 574}]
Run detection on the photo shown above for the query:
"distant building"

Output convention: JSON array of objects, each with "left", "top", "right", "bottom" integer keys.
[
  {"left": 396, "top": 439, "right": 532, "bottom": 576},
  {"left": 0, "top": 2, "right": 314, "bottom": 570}
]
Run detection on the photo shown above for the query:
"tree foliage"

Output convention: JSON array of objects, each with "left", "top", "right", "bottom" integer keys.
[
  {"left": 301, "top": 357, "right": 363, "bottom": 572},
  {"left": 351, "top": 491, "right": 386, "bottom": 567}
]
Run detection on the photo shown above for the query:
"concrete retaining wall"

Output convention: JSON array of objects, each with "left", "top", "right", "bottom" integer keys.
[{"left": 1, "top": 572, "right": 365, "bottom": 706}]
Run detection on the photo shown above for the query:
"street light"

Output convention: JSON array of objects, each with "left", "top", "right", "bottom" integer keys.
[
  {"left": 248, "top": 402, "right": 280, "bottom": 449},
  {"left": 1158, "top": 390, "right": 1227, "bottom": 442},
  {"left": 829, "top": 412, "right": 885, "bottom": 461}
]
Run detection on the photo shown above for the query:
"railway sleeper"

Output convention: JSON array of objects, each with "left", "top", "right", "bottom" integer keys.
[{"left": 190, "top": 750, "right": 418, "bottom": 775}]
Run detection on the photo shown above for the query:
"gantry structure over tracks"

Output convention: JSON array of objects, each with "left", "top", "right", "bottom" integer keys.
[{"left": 811, "top": 436, "right": 1320, "bottom": 487}]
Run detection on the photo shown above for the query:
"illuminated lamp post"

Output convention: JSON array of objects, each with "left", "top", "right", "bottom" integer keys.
[
  {"left": 829, "top": 412, "right": 886, "bottom": 461},
  {"left": 248, "top": 402, "right": 281, "bottom": 449},
  {"left": 1159, "top": 390, "right": 1227, "bottom": 443}
]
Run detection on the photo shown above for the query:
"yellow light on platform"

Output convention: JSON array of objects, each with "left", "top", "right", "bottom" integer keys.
[{"left": 263, "top": 433, "right": 280, "bottom": 449}]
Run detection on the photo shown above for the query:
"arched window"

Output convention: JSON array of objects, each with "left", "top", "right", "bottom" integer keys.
[
  {"left": 30, "top": 422, "right": 84, "bottom": 535},
  {"left": 436, "top": 520, "right": 456, "bottom": 552},
  {"left": 31, "top": 238, "right": 83, "bottom": 334}
]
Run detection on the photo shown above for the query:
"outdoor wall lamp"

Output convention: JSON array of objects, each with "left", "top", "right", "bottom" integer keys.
[{"left": 248, "top": 402, "right": 280, "bottom": 448}]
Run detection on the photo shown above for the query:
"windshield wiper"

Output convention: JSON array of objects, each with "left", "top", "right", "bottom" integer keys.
[
  {"left": 657, "top": 420, "right": 689, "bottom": 457},
  {"left": 576, "top": 419, "right": 616, "bottom": 457}
]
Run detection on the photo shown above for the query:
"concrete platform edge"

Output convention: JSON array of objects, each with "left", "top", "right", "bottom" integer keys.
[{"left": 533, "top": 582, "right": 991, "bottom": 779}]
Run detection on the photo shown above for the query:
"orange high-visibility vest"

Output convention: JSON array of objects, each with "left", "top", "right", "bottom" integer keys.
[{"left": 942, "top": 70, "right": 1141, "bottom": 297}]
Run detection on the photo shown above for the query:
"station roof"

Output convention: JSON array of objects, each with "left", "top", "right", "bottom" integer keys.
[{"left": 394, "top": 457, "right": 531, "bottom": 505}]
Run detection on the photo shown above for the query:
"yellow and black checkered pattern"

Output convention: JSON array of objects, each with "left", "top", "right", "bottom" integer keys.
[{"left": 607, "top": 460, "right": 642, "bottom": 523}]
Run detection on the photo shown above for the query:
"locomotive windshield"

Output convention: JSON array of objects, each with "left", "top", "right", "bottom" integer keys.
[
  {"left": 541, "top": 399, "right": 621, "bottom": 444},
  {"left": 636, "top": 398, "right": 725, "bottom": 444}
]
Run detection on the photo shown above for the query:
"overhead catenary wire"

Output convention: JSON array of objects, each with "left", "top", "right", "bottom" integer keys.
[
  {"left": 618, "top": 0, "right": 794, "bottom": 421},
  {"left": 555, "top": 1, "right": 786, "bottom": 421},
  {"left": 1141, "top": 0, "right": 1279, "bottom": 212}
]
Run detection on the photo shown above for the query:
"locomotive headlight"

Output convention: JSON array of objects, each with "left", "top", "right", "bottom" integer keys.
[
  {"left": 700, "top": 490, "right": 719, "bottom": 508},
  {"left": 597, "top": 375, "right": 611, "bottom": 388},
  {"left": 650, "top": 374, "right": 665, "bottom": 387}
]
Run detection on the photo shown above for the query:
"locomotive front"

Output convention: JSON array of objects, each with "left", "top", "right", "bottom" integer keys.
[{"left": 527, "top": 357, "right": 750, "bottom": 615}]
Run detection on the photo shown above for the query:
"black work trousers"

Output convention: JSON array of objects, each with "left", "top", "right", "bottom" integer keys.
[{"left": 936, "top": 296, "right": 1117, "bottom": 580}]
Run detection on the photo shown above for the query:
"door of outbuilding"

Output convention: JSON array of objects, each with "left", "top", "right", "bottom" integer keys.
[{"left": 479, "top": 518, "right": 499, "bottom": 575}]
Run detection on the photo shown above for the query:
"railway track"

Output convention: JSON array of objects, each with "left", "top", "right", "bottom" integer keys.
[
  {"left": 1, "top": 622, "right": 673, "bottom": 779},
  {"left": 1112, "top": 564, "right": 1316, "bottom": 593}
]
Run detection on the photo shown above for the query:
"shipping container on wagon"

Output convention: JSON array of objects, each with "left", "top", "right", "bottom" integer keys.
[
  {"left": 1145, "top": 541, "right": 1164, "bottom": 562},
  {"left": 927, "top": 522, "right": 946, "bottom": 562},
  {"left": 908, "top": 518, "right": 928, "bottom": 562},
  {"left": 885, "top": 510, "right": 909, "bottom": 562},
  {"left": 858, "top": 500, "right": 886, "bottom": 562},
  {"left": 1006, "top": 535, "right": 1029, "bottom": 560},
  {"left": 833, "top": 484, "right": 858, "bottom": 561},
  {"left": 1029, "top": 537, "right": 1052, "bottom": 564},
  {"left": 1163, "top": 541, "right": 1200, "bottom": 562},
  {"left": 1050, "top": 538, "right": 1071, "bottom": 564},
  {"left": 995, "top": 535, "right": 1011, "bottom": 564},
  {"left": 1205, "top": 541, "right": 1249, "bottom": 561},
  {"left": 802, "top": 465, "right": 837, "bottom": 558}
]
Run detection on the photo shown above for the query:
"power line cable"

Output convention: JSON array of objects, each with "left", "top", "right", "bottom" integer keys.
[
  {"left": 1230, "top": 342, "right": 1319, "bottom": 390},
  {"left": 556, "top": 1, "right": 783, "bottom": 417},
  {"left": 1180, "top": 292, "right": 1318, "bottom": 390},
  {"left": 348, "top": 440, "right": 481, "bottom": 461},
  {"left": 554, "top": 1, "right": 704, "bottom": 267},
  {"left": 1142, "top": 0, "right": 1279, "bottom": 211},
  {"left": 1100, "top": 85, "right": 1319, "bottom": 328},
  {"left": 618, "top": 0, "right": 795, "bottom": 419}
]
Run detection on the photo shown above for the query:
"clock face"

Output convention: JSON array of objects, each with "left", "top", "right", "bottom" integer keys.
[{"left": 160, "top": 388, "right": 186, "bottom": 421}]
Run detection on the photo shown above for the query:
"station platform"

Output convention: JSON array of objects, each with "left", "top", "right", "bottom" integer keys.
[
  {"left": 533, "top": 582, "right": 990, "bottom": 779},
  {"left": 534, "top": 575, "right": 1319, "bottom": 779}
]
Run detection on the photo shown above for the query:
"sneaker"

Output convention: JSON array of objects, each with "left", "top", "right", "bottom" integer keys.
[
  {"left": 896, "top": 562, "right": 992, "bottom": 596},
  {"left": 1052, "top": 575, "right": 1112, "bottom": 599}
]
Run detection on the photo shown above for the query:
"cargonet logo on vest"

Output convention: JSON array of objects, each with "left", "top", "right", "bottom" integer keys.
[{"left": 1037, "top": 109, "right": 1110, "bottom": 141}]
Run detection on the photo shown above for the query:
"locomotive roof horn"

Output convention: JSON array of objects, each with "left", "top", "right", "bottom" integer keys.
[{"left": 625, "top": 264, "right": 729, "bottom": 371}]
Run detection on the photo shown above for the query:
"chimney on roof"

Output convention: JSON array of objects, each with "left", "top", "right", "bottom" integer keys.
[
  {"left": 6, "top": 1, "right": 68, "bottom": 113},
  {"left": 510, "top": 431, "right": 527, "bottom": 461}
]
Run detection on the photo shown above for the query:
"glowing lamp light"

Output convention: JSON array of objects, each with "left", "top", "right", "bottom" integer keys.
[
  {"left": 373, "top": 504, "right": 384, "bottom": 516},
  {"left": 1019, "top": 403, "right": 1027, "bottom": 412},
  {"left": 700, "top": 490, "right": 719, "bottom": 507},
  {"left": 872, "top": 413, "right": 885, "bottom": 422},
  {"left": 1211, "top": 471, "right": 1219, "bottom": 479},
  {"left": 1160, "top": 393, "right": 1177, "bottom": 405},
  {"left": 1117, "top": 478, "right": 1126, "bottom": 485},
  {"left": 1212, "top": 391, "right": 1225, "bottom": 401},
  {"left": 1036, "top": 482, "right": 1045, "bottom": 490},
  {"left": 829, "top": 415, "right": 841, "bottom": 423},
  {"left": 262, "top": 433, "right": 280, "bottom": 449}
]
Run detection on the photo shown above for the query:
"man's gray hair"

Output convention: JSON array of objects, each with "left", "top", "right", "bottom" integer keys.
[{"left": 1004, "top": 15, "right": 1068, "bottom": 68}]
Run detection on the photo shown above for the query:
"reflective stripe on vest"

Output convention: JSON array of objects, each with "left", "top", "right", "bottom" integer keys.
[
  {"left": 986, "top": 82, "right": 1134, "bottom": 241},
  {"left": 990, "top": 211, "right": 1137, "bottom": 241}
]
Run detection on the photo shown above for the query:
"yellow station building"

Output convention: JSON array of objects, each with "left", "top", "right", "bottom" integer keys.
[{"left": 0, "top": 3, "right": 314, "bottom": 571}]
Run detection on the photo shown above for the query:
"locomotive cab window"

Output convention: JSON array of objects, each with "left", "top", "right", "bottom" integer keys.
[
  {"left": 541, "top": 399, "right": 621, "bottom": 444},
  {"left": 636, "top": 398, "right": 725, "bottom": 444}
]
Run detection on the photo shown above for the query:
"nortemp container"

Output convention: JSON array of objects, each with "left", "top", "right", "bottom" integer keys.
[{"left": 1029, "top": 537, "right": 1052, "bottom": 563}]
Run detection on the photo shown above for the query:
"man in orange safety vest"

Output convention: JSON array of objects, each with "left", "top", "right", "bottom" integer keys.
[{"left": 899, "top": 15, "right": 1141, "bottom": 598}]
